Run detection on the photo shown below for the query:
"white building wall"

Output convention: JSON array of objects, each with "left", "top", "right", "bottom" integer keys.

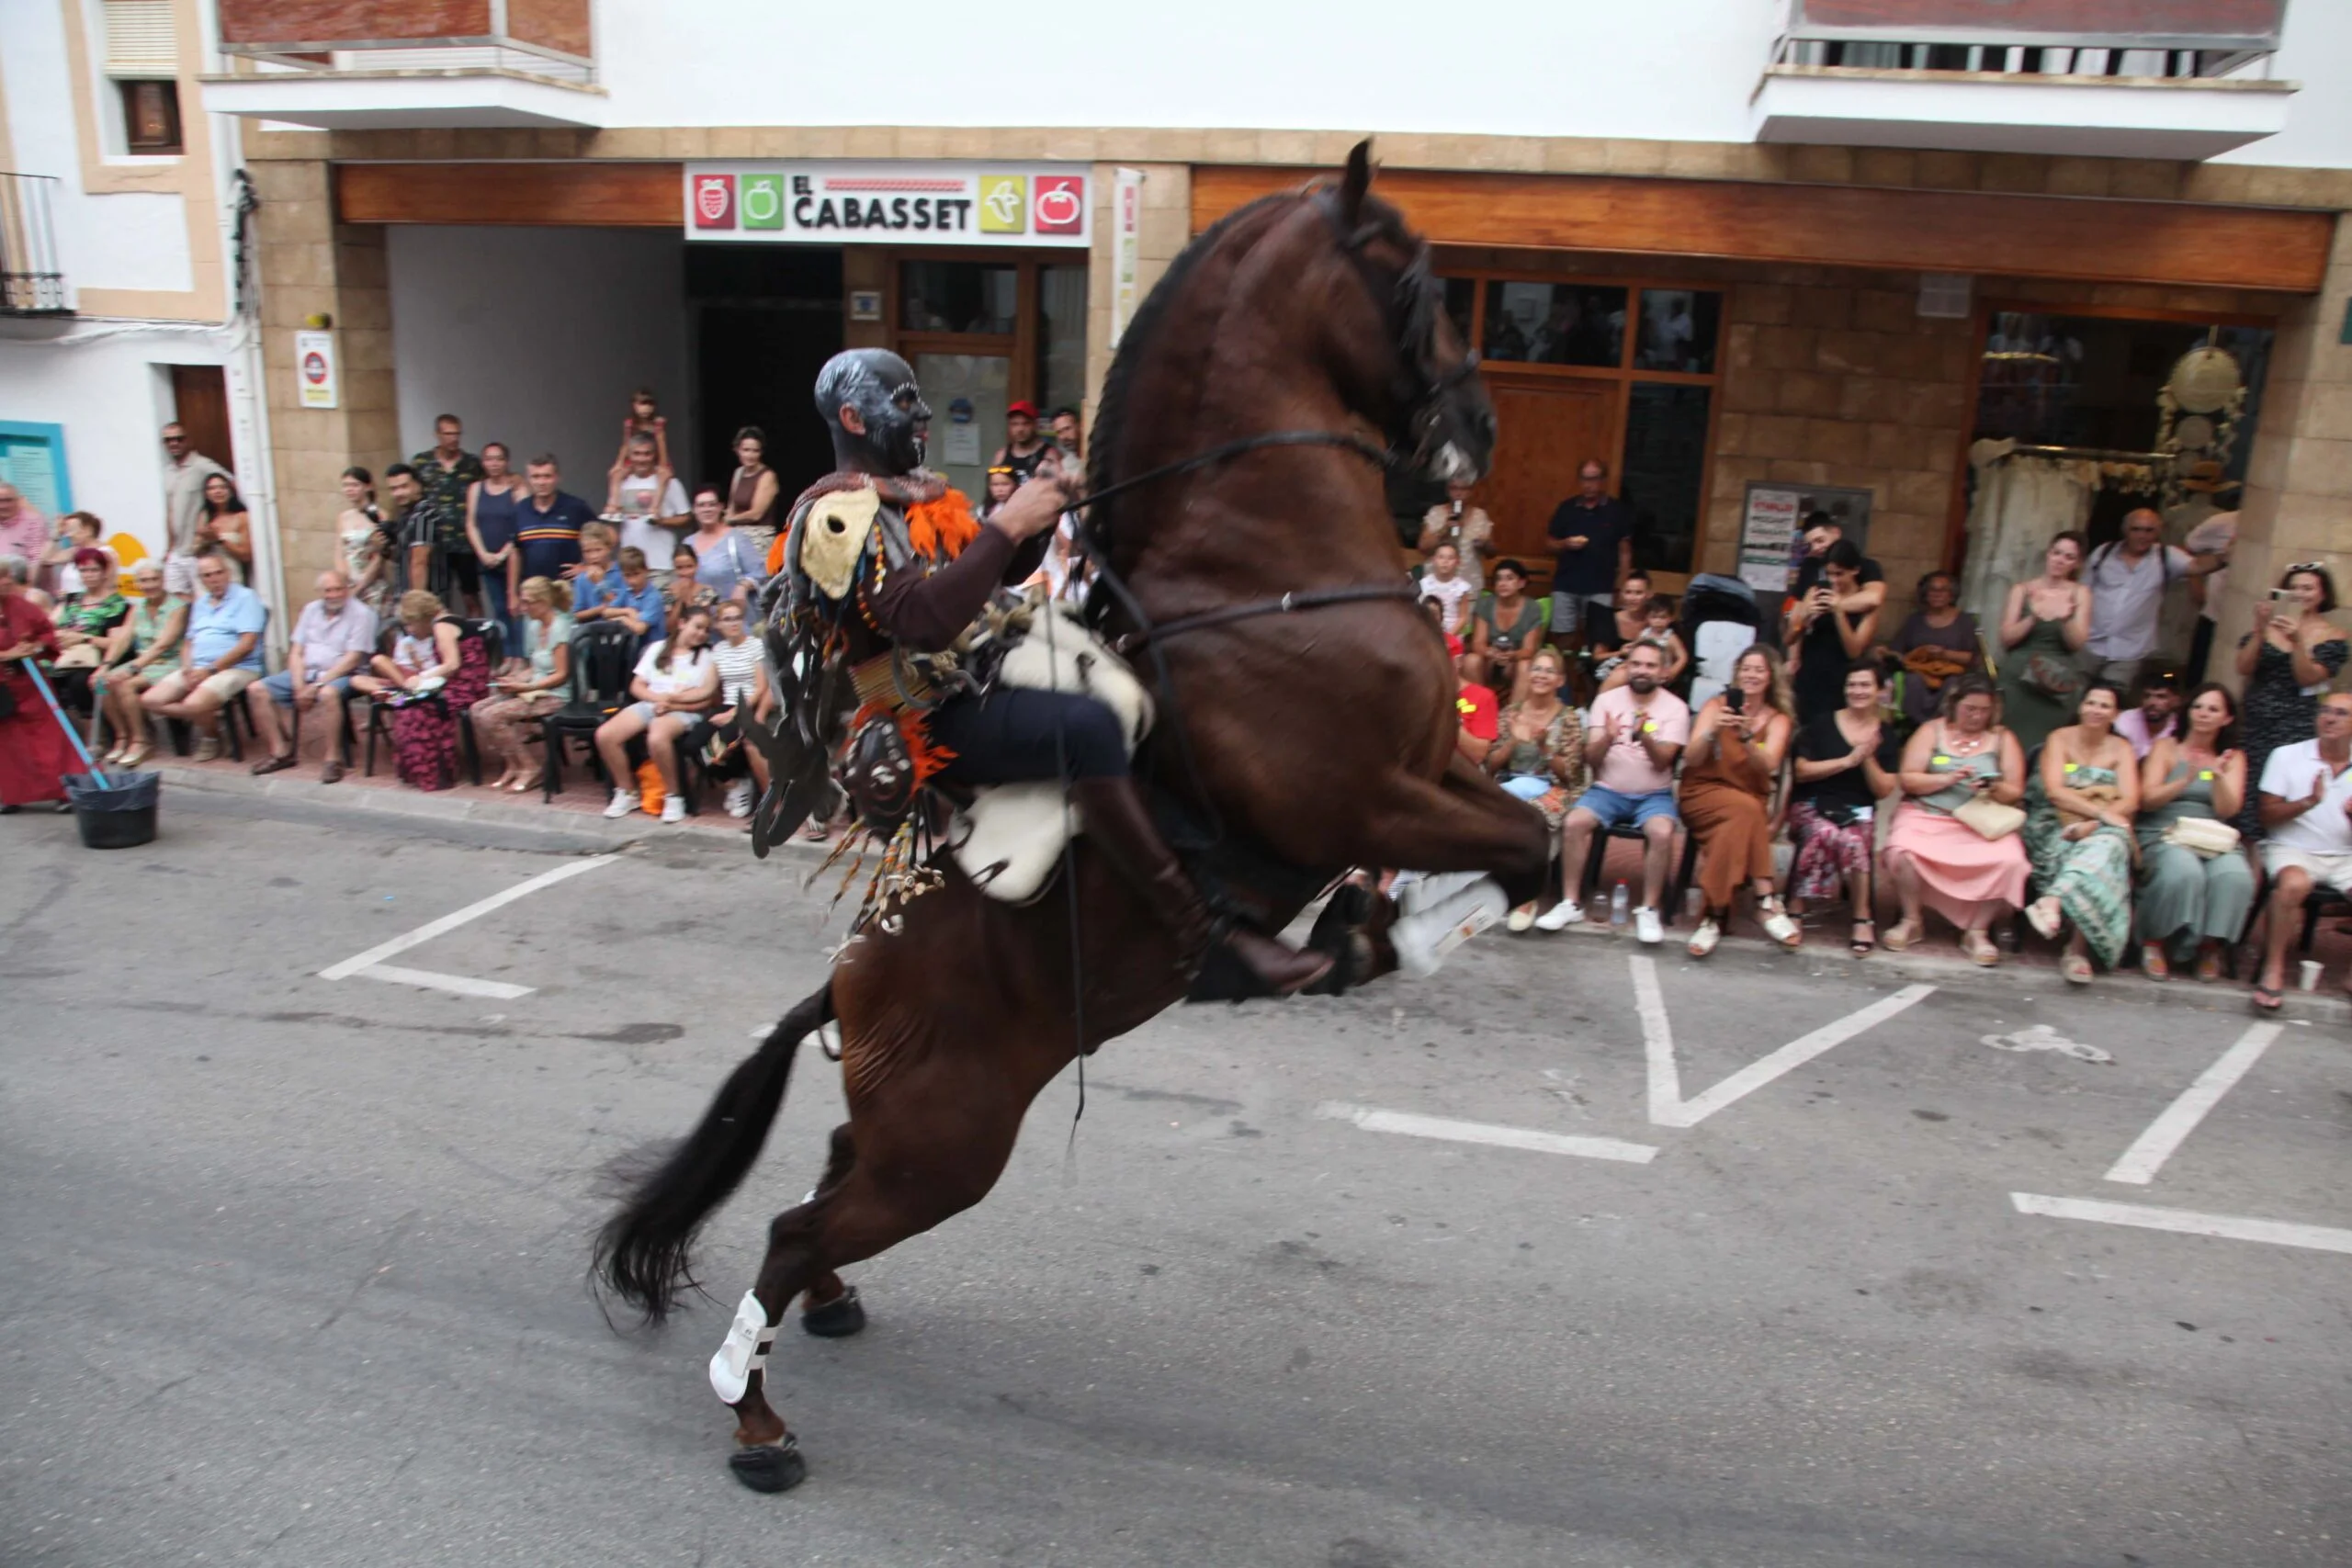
[
  {"left": 2212, "top": 0, "right": 2352, "bottom": 167},
  {"left": 387, "top": 225, "right": 692, "bottom": 500}
]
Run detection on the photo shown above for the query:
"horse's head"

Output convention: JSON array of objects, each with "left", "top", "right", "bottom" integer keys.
[{"left": 1317, "top": 141, "right": 1495, "bottom": 485}]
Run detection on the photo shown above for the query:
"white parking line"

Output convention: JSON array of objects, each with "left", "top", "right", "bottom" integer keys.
[
  {"left": 2102, "top": 1022, "right": 2282, "bottom": 1186},
  {"left": 320, "top": 855, "right": 618, "bottom": 983},
  {"left": 354, "top": 964, "right": 535, "bottom": 1000},
  {"left": 1317, "top": 1102, "right": 1658, "bottom": 1163},
  {"left": 2012, "top": 1192, "right": 2352, "bottom": 1256}
]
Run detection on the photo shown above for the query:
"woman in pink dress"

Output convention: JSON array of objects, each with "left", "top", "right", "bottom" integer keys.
[{"left": 1881, "top": 673, "right": 2030, "bottom": 965}]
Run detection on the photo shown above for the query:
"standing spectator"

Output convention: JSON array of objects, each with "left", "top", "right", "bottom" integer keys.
[
  {"left": 609, "top": 388, "right": 672, "bottom": 485},
  {"left": 0, "top": 558, "right": 70, "bottom": 809},
  {"left": 44, "top": 548, "right": 130, "bottom": 717},
  {"left": 95, "top": 561, "right": 186, "bottom": 768},
  {"left": 0, "top": 484, "right": 46, "bottom": 570},
  {"left": 1543, "top": 640, "right": 1688, "bottom": 940},
  {"left": 1785, "top": 540, "right": 1881, "bottom": 723},
  {"left": 1544, "top": 458, "right": 1633, "bottom": 649},
  {"left": 597, "top": 606, "right": 719, "bottom": 824},
  {"left": 2023, "top": 682, "right": 2141, "bottom": 986},
  {"left": 1485, "top": 647, "right": 1587, "bottom": 931},
  {"left": 1881, "top": 674, "right": 2030, "bottom": 965},
  {"left": 465, "top": 442, "right": 526, "bottom": 649},
  {"left": 704, "top": 599, "right": 773, "bottom": 818},
  {"left": 1679, "top": 644, "right": 1802, "bottom": 957},
  {"left": 337, "top": 467, "right": 397, "bottom": 620},
  {"left": 725, "top": 427, "right": 782, "bottom": 557},
  {"left": 1888, "top": 570, "right": 1983, "bottom": 731},
  {"left": 469, "top": 576, "right": 574, "bottom": 792},
  {"left": 2136, "top": 682, "right": 2252, "bottom": 983},
  {"left": 978, "top": 467, "right": 1017, "bottom": 522},
  {"left": 384, "top": 463, "right": 452, "bottom": 604},
  {"left": 141, "top": 552, "right": 266, "bottom": 761},
  {"left": 992, "top": 400, "right": 1056, "bottom": 483},
  {"left": 1788, "top": 662, "right": 1901, "bottom": 954},
  {"left": 1468, "top": 558, "right": 1545, "bottom": 703},
  {"left": 2183, "top": 510, "right": 2237, "bottom": 682},
  {"left": 245, "top": 570, "right": 377, "bottom": 781},
  {"left": 2079, "top": 508, "right": 2225, "bottom": 687},
  {"left": 681, "top": 482, "right": 762, "bottom": 605},
  {"left": 1790, "top": 513, "right": 1886, "bottom": 613},
  {"left": 2233, "top": 562, "right": 2346, "bottom": 836},
  {"left": 2113, "top": 671, "right": 2182, "bottom": 760},
  {"left": 193, "top": 474, "right": 254, "bottom": 585},
  {"left": 605, "top": 432, "right": 690, "bottom": 574},
  {"left": 1418, "top": 479, "right": 1493, "bottom": 589},
  {"left": 514, "top": 454, "right": 594, "bottom": 586},
  {"left": 159, "top": 423, "right": 231, "bottom": 598},
  {"left": 412, "top": 413, "right": 485, "bottom": 615},
  {"left": 1419, "top": 541, "right": 1476, "bottom": 638},
  {"left": 1050, "top": 407, "right": 1084, "bottom": 463},
  {"left": 1996, "top": 530, "right": 2093, "bottom": 757},
  {"left": 39, "top": 510, "right": 116, "bottom": 601},
  {"left": 663, "top": 543, "right": 720, "bottom": 636},
  {"left": 2249, "top": 690, "right": 2352, "bottom": 1010}
]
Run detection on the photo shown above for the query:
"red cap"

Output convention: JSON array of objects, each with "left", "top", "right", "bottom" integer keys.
[{"left": 1006, "top": 400, "right": 1038, "bottom": 418}]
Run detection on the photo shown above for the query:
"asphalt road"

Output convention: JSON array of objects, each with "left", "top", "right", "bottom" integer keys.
[{"left": 3, "top": 791, "right": 2346, "bottom": 1567}]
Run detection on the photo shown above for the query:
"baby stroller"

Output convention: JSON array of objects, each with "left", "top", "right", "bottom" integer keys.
[{"left": 1677, "top": 573, "right": 1762, "bottom": 709}]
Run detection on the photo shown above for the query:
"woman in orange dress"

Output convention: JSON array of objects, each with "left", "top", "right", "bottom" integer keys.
[{"left": 1679, "top": 643, "right": 1804, "bottom": 956}]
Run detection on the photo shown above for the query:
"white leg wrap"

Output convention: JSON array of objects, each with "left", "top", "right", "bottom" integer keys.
[
  {"left": 1393, "top": 868, "right": 1484, "bottom": 919},
  {"left": 709, "top": 1289, "right": 777, "bottom": 1404},
  {"left": 1390, "top": 874, "right": 1508, "bottom": 979}
]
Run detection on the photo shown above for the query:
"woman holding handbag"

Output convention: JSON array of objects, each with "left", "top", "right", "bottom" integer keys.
[
  {"left": 2022, "top": 682, "right": 2141, "bottom": 985},
  {"left": 1881, "top": 674, "right": 2030, "bottom": 965},
  {"left": 2134, "top": 682, "right": 2252, "bottom": 982},
  {"left": 1996, "top": 531, "right": 2092, "bottom": 756}
]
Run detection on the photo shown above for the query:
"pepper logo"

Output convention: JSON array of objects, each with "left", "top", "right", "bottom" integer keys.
[
  {"left": 978, "top": 175, "right": 1027, "bottom": 234},
  {"left": 692, "top": 174, "right": 736, "bottom": 229},
  {"left": 1034, "top": 175, "right": 1084, "bottom": 235}
]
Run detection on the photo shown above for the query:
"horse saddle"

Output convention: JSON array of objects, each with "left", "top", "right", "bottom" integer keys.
[{"left": 946, "top": 601, "right": 1153, "bottom": 904}]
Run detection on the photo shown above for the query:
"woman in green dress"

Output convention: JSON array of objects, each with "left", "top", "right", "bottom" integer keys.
[
  {"left": 2024, "top": 680, "right": 2140, "bottom": 985},
  {"left": 2134, "top": 682, "right": 2253, "bottom": 982},
  {"left": 1996, "top": 530, "right": 2092, "bottom": 758}
]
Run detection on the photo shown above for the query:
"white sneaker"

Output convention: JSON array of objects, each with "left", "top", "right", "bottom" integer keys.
[
  {"left": 1687, "top": 917, "right": 1720, "bottom": 957},
  {"left": 660, "top": 796, "right": 685, "bottom": 825},
  {"left": 1533, "top": 900, "right": 1584, "bottom": 932},
  {"left": 725, "top": 778, "right": 754, "bottom": 818},
  {"left": 192, "top": 737, "right": 221, "bottom": 762},
  {"left": 1633, "top": 907, "right": 1664, "bottom": 945},
  {"left": 604, "top": 787, "right": 636, "bottom": 818},
  {"left": 1506, "top": 902, "right": 1537, "bottom": 933}
]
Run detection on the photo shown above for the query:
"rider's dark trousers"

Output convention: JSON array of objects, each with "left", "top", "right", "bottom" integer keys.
[{"left": 931, "top": 687, "right": 1127, "bottom": 784}]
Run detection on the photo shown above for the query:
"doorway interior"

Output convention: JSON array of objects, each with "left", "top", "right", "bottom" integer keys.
[{"left": 689, "top": 245, "right": 844, "bottom": 494}]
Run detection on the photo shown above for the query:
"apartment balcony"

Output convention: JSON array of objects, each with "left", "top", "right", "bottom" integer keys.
[
  {"left": 1753, "top": 0, "right": 2295, "bottom": 160},
  {"left": 1, "top": 174, "right": 70, "bottom": 318},
  {"left": 199, "top": 0, "right": 605, "bottom": 130}
]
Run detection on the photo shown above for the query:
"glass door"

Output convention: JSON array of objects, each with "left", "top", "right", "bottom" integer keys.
[{"left": 914, "top": 352, "right": 1011, "bottom": 505}]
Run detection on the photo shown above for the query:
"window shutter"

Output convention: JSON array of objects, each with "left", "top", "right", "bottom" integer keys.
[{"left": 104, "top": 0, "right": 179, "bottom": 78}]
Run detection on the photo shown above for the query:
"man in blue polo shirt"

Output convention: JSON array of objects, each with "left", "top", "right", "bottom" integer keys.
[
  {"left": 141, "top": 551, "right": 267, "bottom": 761},
  {"left": 514, "top": 454, "right": 594, "bottom": 584}
]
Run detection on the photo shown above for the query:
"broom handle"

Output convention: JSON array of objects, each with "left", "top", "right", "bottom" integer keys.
[{"left": 21, "top": 660, "right": 109, "bottom": 787}]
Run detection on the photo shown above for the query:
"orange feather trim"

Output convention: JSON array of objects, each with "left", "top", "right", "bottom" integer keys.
[{"left": 905, "top": 489, "right": 981, "bottom": 561}]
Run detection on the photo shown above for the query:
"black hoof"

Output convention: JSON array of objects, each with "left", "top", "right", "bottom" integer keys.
[
  {"left": 800, "top": 1286, "right": 865, "bottom": 1338},
  {"left": 729, "top": 1438, "right": 807, "bottom": 1494}
]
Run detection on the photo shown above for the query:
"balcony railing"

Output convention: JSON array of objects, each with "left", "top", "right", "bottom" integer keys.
[
  {"left": 215, "top": 0, "right": 594, "bottom": 82},
  {"left": 1773, "top": 0, "right": 2288, "bottom": 80},
  {"left": 1, "top": 174, "right": 68, "bottom": 317}
]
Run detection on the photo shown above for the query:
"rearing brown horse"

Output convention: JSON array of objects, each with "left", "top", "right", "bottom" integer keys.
[{"left": 595, "top": 144, "right": 1551, "bottom": 1493}]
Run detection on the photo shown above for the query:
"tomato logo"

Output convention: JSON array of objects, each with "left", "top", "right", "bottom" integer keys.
[{"left": 1034, "top": 175, "right": 1084, "bottom": 235}]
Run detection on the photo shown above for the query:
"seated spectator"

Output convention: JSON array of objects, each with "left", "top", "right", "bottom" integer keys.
[
  {"left": 2023, "top": 682, "right": 2141, "bottom": 986},
  {"left": 606, "top": 432, "right": 690, "bottom": 574},
  {"left": 469, "top": 575, "right": 574, "bottom": 792},
  {"left": 1544, "top": 639, "right": 1688, "bottom": 940},
  {"left": 1419, "top": 541, "right": 1476, "bottom": 637},
  {"left": 1881, "top": 673, "right": 2029, "bottom": 965},
  {"left": 1888, "top": 570, "right": 1982, "bottom": 731},
  {"left": 352, "top": 590, "right": 492, "bottom": 792},
  {"left": 46, "top": 547, "right": 130, "bottom": 716},
  {"left": 1679, "top": 644, "right": 1801, "bottom": 957},
  {"left": 40, "top": 511, "right": 117, "bottom": 601},
  {"left": 590, "top": 546, "right": 668, "bottom": 648},
  {"left": 1596, "top": 592, "right": 1690, "bottom": 695},
  {"left": 141, "top": 552, "right": 266, "bottom": 761},
  {"left": 1786, "top": 539, "right": 1880, "bottom": 724},
  {"left": 664, "top": 543, "right": 721, "bottom": 637},
  {"left": 1584, "top": 570, "right": 1652, "bottom": 666},
  {"left": 1453, "top": 660, "right": 1499, "bottom": 768},
  {"left": 1486, "top": 648, "right": 1587, "bottom": 930},
  {"left": 569, "top": 523, "right": 621, "bottom": 615},
  {"left": 682, "top": 482, "right": 763, "bottom": 604},
  {"left": 598, "top": 605, "right": 719, "bottom": 824},
  {"left": 96, "top": 560, "right": 187, "bottom": 767},
  {"left": 196, "top": 473, "right": 254, "bottom": 584},
  {"left": 1787, "top": 661, "right": 1900, "bottom": 955},
  {"left": 246, "top": 570, "right": 377, "bottom": 781},
  {"left": 0, "top": 556, "right": 71, "bottom": 809},
  {"left": 2136, "top": 682, "right": 2252, "bottom": 982},
  {"left": 698, "top": 598, "right": 772, "bottom": 818},
  {"left": 1467, "top": 558, "right": 1545, "bottom": 701},
  {"left": 2249, "top": 690, "right": 2352, "bottom": 1010},
  {"left": 2114, "top": 670, "right": 2182, "bottom": 761},
  {"left": 1418, "top": 478, "right": 1493, "bottom": 587},
  {"left": 2234, "top": 562, "right": 2346, "bottom": 837}
]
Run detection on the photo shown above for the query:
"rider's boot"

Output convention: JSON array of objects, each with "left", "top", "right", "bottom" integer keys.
[{"left": 1072, "top": 775, "right": 1332, "bottom": 996}]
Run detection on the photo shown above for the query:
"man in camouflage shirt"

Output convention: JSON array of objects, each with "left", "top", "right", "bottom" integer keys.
[{"left": 411, "top": 412, "right": 485, "bottom": 615}]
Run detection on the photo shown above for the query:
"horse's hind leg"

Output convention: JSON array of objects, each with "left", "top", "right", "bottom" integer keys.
[{"left": 798, "top": 1123, "right": 862, "bottom": 1337}]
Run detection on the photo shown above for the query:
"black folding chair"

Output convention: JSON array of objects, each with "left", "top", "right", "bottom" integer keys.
[{"left": 540, "top": 621, "right": 640, "bottom": 802}]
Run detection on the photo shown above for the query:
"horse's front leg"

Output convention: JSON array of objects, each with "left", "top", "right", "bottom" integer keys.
[{"left": 1344, "top": 755, "right": 1552, "bottom": 982}]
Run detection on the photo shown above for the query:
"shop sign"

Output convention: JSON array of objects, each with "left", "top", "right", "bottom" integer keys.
[
  {"left": 1110, "top": 167, "right": 1144, "bottom": 347},
  {"left": 1737, "top": 481, "right": 1873, "bottom": 594},
  {"left": 295, "top": 328, "right": 339, "bottom": 411},
  {"left": 684, "top": 163, "right": 1090, "bottom": 248}
]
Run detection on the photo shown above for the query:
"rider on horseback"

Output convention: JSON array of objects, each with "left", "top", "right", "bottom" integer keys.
[{"left": 762, "top": 348, "right": 1329, "bottom": 996}]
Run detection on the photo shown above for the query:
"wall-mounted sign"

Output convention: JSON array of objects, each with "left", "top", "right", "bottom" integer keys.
[
  {"left": 295, "top": 328, "right": 339, "bottom": 410},
  {"left": 1110, "top": 167, "right": 1144, "bottom": 347},
  {"left": 849, "top": 289, "right": 883, "bottom": 322},
  {"left": 1737, "top": 481, "right": 1873, "bottom": 594},
  {"left": 684, "top": 163, "right": 1091, "bottom": 248}
]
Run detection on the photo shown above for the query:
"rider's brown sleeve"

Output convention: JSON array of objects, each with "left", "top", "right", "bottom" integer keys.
[{"left": 867, "top": 523, "right": 1050, "bottom": 651}]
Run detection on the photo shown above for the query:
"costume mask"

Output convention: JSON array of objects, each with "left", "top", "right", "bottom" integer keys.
[{"left": 815, "top": 349, "right": 931, "bottom": 476}]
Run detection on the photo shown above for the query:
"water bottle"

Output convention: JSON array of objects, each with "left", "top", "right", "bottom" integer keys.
[{"left": 1610, "top": 881, "right": 1631, "bottom": 929}]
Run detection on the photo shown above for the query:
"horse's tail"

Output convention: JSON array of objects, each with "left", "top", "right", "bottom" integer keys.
[{"left": 593, "top": 983, "right": 834, "bottom": 1325}]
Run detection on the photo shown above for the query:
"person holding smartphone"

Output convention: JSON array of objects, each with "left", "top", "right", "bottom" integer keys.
[
  {"left": 1419, "top": 478, "right": 1493, "bottom": 589},
  {"left": 1679, "top": 644, "right": 1802, "bottom": 956},
  {"left": 2233, "top": 562, "right": 2346, "bottom": 836}
]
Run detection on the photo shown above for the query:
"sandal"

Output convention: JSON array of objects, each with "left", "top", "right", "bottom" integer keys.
[
  {"left": 2061, "top": 953, "right": 2094, "bottom": 986},
  {"left": 1882, "top": 919, "right": 1920, "bottom": 953},
  {"left": 1687, "top": 917, "right": 1721, "bottom": 958},
  {"left": 251, "top": 753, "right": 298, "bottom": 776},
  {"left": 1962, "top": 931, "right": 2001, "bottom": 967},
  {"left": 1758, "top": 897, "right": 1802, "bottom": 951},
  {"left": 1850, "top": 919, "right": 1875, "bottom": 957},
  {"left": 2195, "top": 948, "right": 2225, "bottom": 984},
  {"left": 2025, "top": 897, "right": 2063, "bottom": 942},
  {"left": 2250, "top": 985, "right": 2283, "bottom": 1013},
  {"left": 2141, "top": 942, "right": 2171, "bottom": 982}
]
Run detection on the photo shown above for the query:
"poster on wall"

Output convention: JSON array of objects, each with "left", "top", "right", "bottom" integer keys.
[
  {"left": 0, "top": 423, "right": 70, "bottom": 516},
  {"left": 1737, "top": 481, "right": 1873, "bottom": 594},
  {"left": 684, "top": 163, "right": 1090, "bottom": 248},
  {"left": 295, "top": 329, "right": 339, "bottom": 410},
  {"left": 1110, "top": 167, "right": 1144, "bottom": 347}
]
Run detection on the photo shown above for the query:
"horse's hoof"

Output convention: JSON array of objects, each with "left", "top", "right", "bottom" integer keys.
[
  {"left": 800, "top": 1286, "right": 865, "bottom": 1338},
  {"left": 729, "top": 1438, "right": 806, "bottom": 1494}
]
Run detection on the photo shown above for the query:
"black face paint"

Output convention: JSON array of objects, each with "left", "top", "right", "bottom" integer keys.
[{"left": 814, "top": 350, "right": 932, "bottom": 476}]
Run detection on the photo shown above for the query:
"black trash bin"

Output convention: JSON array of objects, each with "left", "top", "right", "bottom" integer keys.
[{"left": 64, "top": 769, "right": 159, "bottom": 850}]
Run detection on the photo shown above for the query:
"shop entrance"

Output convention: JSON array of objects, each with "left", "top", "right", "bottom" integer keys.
[
  {"left": 689, "top": 245, "right": 844, "bottom": 491},
  {"left": 1481, "top": 374, "right": 1618, "bottom": 584}
]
